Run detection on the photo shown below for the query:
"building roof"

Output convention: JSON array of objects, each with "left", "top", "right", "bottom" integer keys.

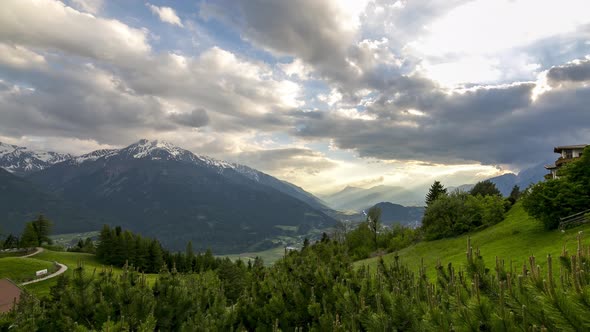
[
  {"left": 554, "top": 144, "right": 588, "bottom": 153},
  {"left": 0, "top": 278, "right": 22, "bottom": 313}
]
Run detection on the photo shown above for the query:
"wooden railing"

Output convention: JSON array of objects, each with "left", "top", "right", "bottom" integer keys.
[{"left": 559, "top": 209, "right": 590, "bottom": 230}]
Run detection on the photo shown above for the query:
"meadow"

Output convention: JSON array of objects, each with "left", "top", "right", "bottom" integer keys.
[{"left": 356, "top": 203, "right": 590, "bottom": 278}]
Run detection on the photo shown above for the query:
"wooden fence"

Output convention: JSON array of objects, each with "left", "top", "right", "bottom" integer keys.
[{"left": 559, "top": 209, "right": 590, "bottom": 230}]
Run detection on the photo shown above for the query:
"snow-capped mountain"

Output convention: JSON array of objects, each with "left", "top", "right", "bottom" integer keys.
[
  {"left": 60, "top": 139, "right": 330, "bottom": 211},
  {"left": 0, "top": 142, "right": 72, "bottom": 176},
  {"left": 22, "top": 139, "right": 335, "bottom": 252}
]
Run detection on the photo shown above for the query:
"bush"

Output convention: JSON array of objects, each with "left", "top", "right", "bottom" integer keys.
[{"left": 422, "top": 191, "right": 505, "bottom": 240}]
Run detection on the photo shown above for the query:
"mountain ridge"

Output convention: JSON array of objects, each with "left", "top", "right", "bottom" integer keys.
[{"left": 19, "top": 139, "right": 336, "bottom": 252}]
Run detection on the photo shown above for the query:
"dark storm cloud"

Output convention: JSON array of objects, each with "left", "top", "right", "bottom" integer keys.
[
  {"left": 294, "top": 78, "right": 590, "bottom": 166},
  {"left": 546, "top": 58, "right": 590, "bottom": 85}
]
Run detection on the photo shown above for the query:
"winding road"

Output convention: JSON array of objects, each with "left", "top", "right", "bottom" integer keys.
[{"left": 19, "top": 247, "right": 69, "bottom": 286}]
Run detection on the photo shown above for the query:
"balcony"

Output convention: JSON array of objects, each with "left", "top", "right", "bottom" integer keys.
[{"left": 555, "top": 157, "right": 576, "bottom": 167}]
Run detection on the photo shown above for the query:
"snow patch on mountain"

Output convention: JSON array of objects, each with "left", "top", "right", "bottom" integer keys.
[{"left": 0, "top": 142, "right": 73, "bottom": 175}]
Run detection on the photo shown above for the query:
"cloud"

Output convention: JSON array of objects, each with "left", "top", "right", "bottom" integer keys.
[
  {"left": 232, "top": 148, "right": 337, "bottom": 176},
  {"left": 293, "top": 68, "right": 590, "bottom": 166},
  {"left": 346, "top": 176, "right": 385, "bottom": 188},
  {"left": 168, "top": 108, "right": 210, "bottom": 128},
  {"left": 0, "top": 43, "right": 47, "bottom": 69},
  {"left": 0, "top": 0, "right": 150, "bottom": 63},
  {"left": 146, "top": 3, "right": 183, "bottom": 27},
  {"left": 69, "top": 0, "right": 103, "bottom": 14},
  {"left": 0, "top": 0, "right": 308, "bottom": 155},
  {"left": 200, "top": 0, "right": 378, "bottom": 91},
  {"left": 546, "top": 57, "right": 590, "bottom": 86}
]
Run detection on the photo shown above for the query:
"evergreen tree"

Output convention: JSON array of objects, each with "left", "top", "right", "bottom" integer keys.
[
  {"left": 148, "top": 240, "right": 164, "bottom": 273},
  {"left": 2, "top": 234, "right": 19, "bottom": 249},
  {"left": 20, "top": 223, "right": 38, "bottom": 248},
  {"left": 425, "top": 181, "right": 447, "bottom": 206},
  {"left": 31, "top": 214, "right": 53, "bottom": 245},
  {"left": 508, "top": 185, "right": 521, "bottom": 205}
]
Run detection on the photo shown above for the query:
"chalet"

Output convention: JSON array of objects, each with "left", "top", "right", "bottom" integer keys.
[
  {"left": 0, "top": 278, "right": 22, "bottom": 313},
  {"left": 545, "top": 144, "right": 588, "bottom": 179}
]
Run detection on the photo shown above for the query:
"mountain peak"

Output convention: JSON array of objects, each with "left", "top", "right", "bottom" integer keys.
[{"left": 123, "top": 139, "right": 188, "bottom": 159}]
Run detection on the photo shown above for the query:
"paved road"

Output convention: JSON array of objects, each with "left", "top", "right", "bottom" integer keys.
[
  {"left": 18, "top": 247, "right": 69, "bottom": 286},
  {"left": 21, "top": 247, "right": 44, "bottom": 258},
  {"left": 21, "top": 262, "right": 68, "bottom": 286}
]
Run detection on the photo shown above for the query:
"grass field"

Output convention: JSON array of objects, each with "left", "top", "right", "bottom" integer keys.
[
  {"left": 355, "top": 203, "right": 590, "bottom": 278},
  {"left": 0, "top": 257, "right": 56, "bottom": 283},
  {"left": 12, "top": 250, "right": 159, "bottom": 298}
]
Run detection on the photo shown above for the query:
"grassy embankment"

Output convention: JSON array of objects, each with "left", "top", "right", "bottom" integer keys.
[
  {"left": 355, "top": 203, "right": 590, "bottom": 278},
  {"left": 0, "top": 250, "right": 158, "bottom": 298},
  {"left": 0, "top": 257, "right": 56, "bottom": 283}
]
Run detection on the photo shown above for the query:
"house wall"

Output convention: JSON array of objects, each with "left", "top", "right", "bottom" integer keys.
[{"left": 561, "top": 148, "right": 584, "bottom": 158}]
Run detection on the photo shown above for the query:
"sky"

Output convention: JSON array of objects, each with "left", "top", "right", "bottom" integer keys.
[{"left": 0, "top": 0, "right": 589, "bottom": 195}]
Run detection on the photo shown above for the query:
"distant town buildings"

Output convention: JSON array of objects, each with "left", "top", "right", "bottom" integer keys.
[{"left": 545, "top": 144, "right": 588, "bottom": 179}]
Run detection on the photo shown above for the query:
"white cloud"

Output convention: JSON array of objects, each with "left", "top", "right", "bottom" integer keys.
[
  {"left": 413, "top": 0, "right": 590, "bottom": 56},
  {"left": 146, "top": 3, "right": 183, "bottom": 27},
  {"left": 70, "top": 0, "right": 103, "bottom": 14},
  {"left": 0, "top": 0, "right": 150, "bottom": 63},
  {"left": 278, "top": 58, "right": 312, "bottom": 80},
  {"left": 0, "top": 43, "right": 47, "bottom": 69}
]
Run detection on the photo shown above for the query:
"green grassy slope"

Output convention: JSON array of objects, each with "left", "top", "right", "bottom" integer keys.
[
  {"left": 355, "top": 203, "right": 590, "bottom": 278},
  {"left": 15, "top": 250, "right": 158, "bottom": 298},
  {"left": 0, "top": 257, "right": 55, "bottom": 283}
]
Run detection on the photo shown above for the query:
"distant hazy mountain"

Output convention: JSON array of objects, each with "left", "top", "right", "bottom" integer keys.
[
  {"left": 0, "top": 142, "right": 72, "bottom": 176},
  {"left": 0, "top": 168, "right": 96, "bottom": 235},
  {"left": 322, "top": 185, "right": 425, "bottom": 212},
  {"left": 367, "top": 202, "right": 425, "bottom": 227},
  {"left": 25, "top": 139, "right": 335, "bottom": 252},
  {"left": 453, "top": 161, "right": 549, "bottom": 196}
]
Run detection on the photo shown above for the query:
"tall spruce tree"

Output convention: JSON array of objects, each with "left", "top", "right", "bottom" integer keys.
[
  {"left": 20, "top": 223, "right": 38, "bottom": 248},
  {"left": 31, "top": 214, "right": 53, "bottom": 245},
  {"left": 508, "top": 185, "right": 521, "bottom": 205},
  {"left": 425, "top": 180, "right": 447, "bottom": 206}
]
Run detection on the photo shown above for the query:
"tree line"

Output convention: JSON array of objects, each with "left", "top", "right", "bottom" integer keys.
[
  {"left": 3, "top": 232, "right": 590, "bottom": 330},
  {"left": 0, "top": 214, "right": 53, "bottom": 249},
  {"left": 421, "top": 179, "right": 517, "bottom": 240},
  {"left": 95, "top": 225, "right": 249, "bottom": 276}
]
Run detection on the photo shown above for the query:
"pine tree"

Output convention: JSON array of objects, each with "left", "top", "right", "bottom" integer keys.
[
  {"left": 425, "top": 181, "right": 447, "bottom": 206},
  {"left": 31, "top": 214, "right": 53, "bottom": 245},
  {"left": 20, "top": 222, "right": 38, "bottom": 248},
  {"left": 148, "top": 240, "right": 164, "bottom": 273},
  {"left": 508, "top": 185, "right": 521, "bottom": 205}
]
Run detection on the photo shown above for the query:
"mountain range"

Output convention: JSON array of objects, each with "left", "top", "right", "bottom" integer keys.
[
  {"left": 0, "top": 142, "right": 72, "bottom": 176},
  {"left": 323, "top": 163, "right": 548, "bottom": 212},
  {"left": 0, "top": 139, "right": 335, "bottom": 253},
  {"left": 321, "top": 185, "right": 426, "bottom": 212}
]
